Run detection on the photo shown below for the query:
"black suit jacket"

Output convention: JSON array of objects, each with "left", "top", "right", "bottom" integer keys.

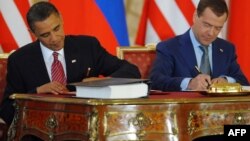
[{"left": 0, "top": 35, "right": 140, "bottom": 125}]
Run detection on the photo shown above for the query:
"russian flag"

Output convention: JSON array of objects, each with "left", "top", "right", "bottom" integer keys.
[
  {"left": 50, "top": 0, "right": 129, "bottom": 55},
  {"left": 227, "top": 0, "right": 250, "bottom": 80}
]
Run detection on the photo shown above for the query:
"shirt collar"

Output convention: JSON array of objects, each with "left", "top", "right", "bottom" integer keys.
[
  {"left": 40, "top": 42, "right": 64, "bottom": 61},
  {"left": 189, "top": 29, "right": 212, "bottom": 49}
]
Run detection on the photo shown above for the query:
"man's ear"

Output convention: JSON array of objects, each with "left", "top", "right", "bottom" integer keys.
[
  {"left": 193, "top": 10, "right": 198, "bottom": 23},
  {"left": 28, "top": 28, "right": 37, "bottom": 39}
]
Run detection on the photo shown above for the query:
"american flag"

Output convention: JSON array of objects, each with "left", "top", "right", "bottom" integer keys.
[
  {"left": 136, "top": 0, "right": 199, "bottom": 45},
  {"left": 0, "top": 0, "right": 33, "bottom": 53}
]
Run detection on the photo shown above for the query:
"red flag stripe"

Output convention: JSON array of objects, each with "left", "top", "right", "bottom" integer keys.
[
  {"left": 135, "top": 0, "right": 196, "bottom": 45},
  {"left": 0, "top": 0, "right": 33, "bottom": 53},
  {"left": 149, "top": 0, "right": 175, "bottom": 41},
  {"left": 14, "top": 0, "right": 30, "bottom": 25},
  {"left": 0, "top": 13, "right": 18, "bottom": 52},
  {"left": 175, "top": 0, "right": 196, "bottom": 25},
  {"left": 135, "top": 0, "right": 150, "bottom": 45}
]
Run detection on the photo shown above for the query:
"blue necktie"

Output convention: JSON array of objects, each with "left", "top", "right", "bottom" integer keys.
[{"left": 199, "top": 46, "right": 211, "bottom": 75}]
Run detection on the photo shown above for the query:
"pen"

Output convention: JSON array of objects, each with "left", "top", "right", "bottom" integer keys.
[
  {"left": 195, "top": 66, "right": 201, "bottom": 74},
  {"left": 86, "top": 67, "right": 91, "bottom": 77},
  {"left": 195, "top": 66, "right": 210, "bottom": 89}
]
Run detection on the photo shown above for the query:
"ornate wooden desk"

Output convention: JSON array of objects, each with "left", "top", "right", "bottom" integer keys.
[{"left": 8, "top": 92, "right": 250, "bottom": 141}]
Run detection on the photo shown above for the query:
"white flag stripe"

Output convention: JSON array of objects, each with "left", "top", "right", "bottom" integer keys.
[
  {"left": 155, "top": 0, "right": 190, "bottom": 35},
  {"left": 192, "top": 0, "right": 200, "bottom": 7},
  {"left": 0, "top": 0, "right": 32, "bottom": 47},
  {"left": 145, "top": 20, "right": 161, "bottom": 44},
  {"left": 219, "top": 0, "right": 230, "bottom": 39}
]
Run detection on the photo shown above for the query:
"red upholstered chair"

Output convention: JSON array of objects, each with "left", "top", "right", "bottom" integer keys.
[
  {"left": 117, "top": 44, "right": 156, "bottom": 79},
  {"left": 0, "top": 53, "right": 9, "bottom": 141},
  {"left": 0, "top": 53, "right": 9, "bottom": 104}
]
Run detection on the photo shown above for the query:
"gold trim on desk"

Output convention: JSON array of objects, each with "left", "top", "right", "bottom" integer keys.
[
  {"left": 10, "top": 93, "right": 250, "bottom": 105},
  {"left": 9, "top": 92, "right": 250, "bottom": 140},
  {"left": 0, "top": 53, "right": 11, "bottom": 59}
]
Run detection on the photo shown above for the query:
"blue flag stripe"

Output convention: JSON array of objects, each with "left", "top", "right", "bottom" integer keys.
[{"left": 95, "top": 0, "right": 129, "bottom": 46}]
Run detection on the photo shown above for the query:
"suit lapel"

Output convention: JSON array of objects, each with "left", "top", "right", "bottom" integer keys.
[
  {"left": 212, "top": 39, "right": 226, "bottom": 77},
  {"left": 29, "top": 41, "right": 51, "bottom": 83},
  {"left": 179, "top": 30, "right": 198, "bottom": 76},
  {"left": 64, "top": 37, "right": 80, "bottom": 82}
]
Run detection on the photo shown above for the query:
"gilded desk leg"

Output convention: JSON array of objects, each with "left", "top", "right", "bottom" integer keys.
[
  {"left": 7, "top": 102, "right": 20, "bottom": 141},
  {"left": 89, "top": 108, "right": 98, "bottom": 141}
]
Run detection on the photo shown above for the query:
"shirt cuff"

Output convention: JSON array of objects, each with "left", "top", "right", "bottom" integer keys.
[
  {"left": 180, "top": 78, "right": 192, "bottom": 91},
  {"left": 222, "top": 76, "right": 236, "bottom": 83}
]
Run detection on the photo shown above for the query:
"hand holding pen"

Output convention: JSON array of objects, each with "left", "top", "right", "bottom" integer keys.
[
  {"left": 187, "top": 66, "right": 211, "bottom": 90},
  {"left": 195, "top": 66, "right": 211, "bottom": 88}
]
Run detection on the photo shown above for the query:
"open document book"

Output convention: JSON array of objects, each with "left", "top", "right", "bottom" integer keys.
[{"left": 70, "top": 78, "right": 150, "bottom": 99}]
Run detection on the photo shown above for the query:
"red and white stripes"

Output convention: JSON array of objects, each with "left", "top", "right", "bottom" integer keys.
[
  {"left": 134, "top": 0, "right": 232, "bottom": 45},
  {"left": 136, "top": 0, "right": 199, "bottom": 45},
  {"left": 0, "top": 0, "right": 33, "bottom": 53}
]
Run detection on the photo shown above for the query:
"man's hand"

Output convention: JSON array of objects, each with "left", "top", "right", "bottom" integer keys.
[
  {"left": 36, "top": 81, "right": 69, "bottom": 95},
  {"left": 188, "top": 74, "right": 211, "bottom": 91},
  {"left": 211, "top": 77, "right": 228, "bottom": 84}
]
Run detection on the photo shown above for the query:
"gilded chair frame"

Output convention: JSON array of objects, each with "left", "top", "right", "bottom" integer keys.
[
  {"left": 0, "top": 53, "right": 9, "bottom": 59},
  {"left": 0, "top": 53, "right": 10, "bottom": 103}
]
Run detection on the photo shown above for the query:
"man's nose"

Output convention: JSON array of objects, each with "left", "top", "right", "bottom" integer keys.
[{"left": 50, "top": 32, "right": 57, "bottom": 42}]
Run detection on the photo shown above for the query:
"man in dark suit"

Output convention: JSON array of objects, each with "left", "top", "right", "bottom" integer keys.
[
  {"left": 150, "top": 0, "right": 249, "bottom": 91},
  {"left": 0, "top": 1, "right": 140, "bottom": 126}
]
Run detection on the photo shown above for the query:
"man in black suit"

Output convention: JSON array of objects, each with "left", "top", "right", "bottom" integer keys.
[{"left": 0, "top": 1, "right": 140, "bottom": 126}]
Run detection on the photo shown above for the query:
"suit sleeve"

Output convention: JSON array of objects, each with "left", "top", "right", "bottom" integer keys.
[
  {"left": 89, "top": 37, "right": 141, "bottom": 78},
  {"left": 150, "top": 42, "right": 184, "bottom": 91},
  {"left": 0, "top": 55, "right": 22, "bottom": 125},
  {"left": 227, "top": 45, "right": 249, "bottom": 85}
]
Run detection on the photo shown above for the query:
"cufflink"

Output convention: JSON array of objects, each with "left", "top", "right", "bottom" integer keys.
[
  {"left": 72, "top": 59, "right": 76, "bottom": 63},
  {"left": 220, "top": 48, "right": 223, "bottom": 52}
]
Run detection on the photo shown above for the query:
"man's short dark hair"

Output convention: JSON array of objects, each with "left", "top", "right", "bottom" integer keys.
[
  {"left": 197, "top": 0, "right": 228, "bottom": 18},
  {"left": 26, "top": 1, "right": 59, "bottom": 32}
]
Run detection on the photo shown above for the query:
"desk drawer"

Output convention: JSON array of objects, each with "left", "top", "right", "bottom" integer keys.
[
  {"left": 103, "top": 105, "right": 178, "bottom": 140},
  {"left": 188, "top": 110, "right": 250, "bottom": 140},
  {"left": 20, "top": 102, "right": 91, "bottom": 140}
]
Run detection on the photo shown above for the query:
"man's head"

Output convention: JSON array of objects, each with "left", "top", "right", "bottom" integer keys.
[
  {"left": 192, "top": 0, "right": 228, "bottom": 46},
  {"left": 27, "top": 1, "right": 65, "bottom": 51}
]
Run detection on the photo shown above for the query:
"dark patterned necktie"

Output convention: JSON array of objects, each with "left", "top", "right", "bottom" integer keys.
[
  {"left": 199, "top": 46, "right": 211, "bottom": 75},
  {"left": 51, "top": 52, "right": 67, "bottom": 85}
]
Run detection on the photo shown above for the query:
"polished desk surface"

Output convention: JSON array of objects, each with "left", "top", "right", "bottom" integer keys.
[
  {"left": 9, "top": 91, "right": 250, "bottom": 104},
  {"left": 8, "top": 92, "right": 250, "bottom": 141}
]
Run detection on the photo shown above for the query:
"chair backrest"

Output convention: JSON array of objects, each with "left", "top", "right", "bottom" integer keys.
[
  {"left": 0, "top": 53, "right": 9, "bottom": 104},
  {"left": 117, "top": 44, "right": 156, "bottom": 79}
]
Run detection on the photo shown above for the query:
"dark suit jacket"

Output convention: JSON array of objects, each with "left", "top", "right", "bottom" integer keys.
[
  {"left": 150, "top": 30, "right": 249, "bottom": 91},
  {"left": 0, "top": 35, "right": 140, "bottom": 125}
]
